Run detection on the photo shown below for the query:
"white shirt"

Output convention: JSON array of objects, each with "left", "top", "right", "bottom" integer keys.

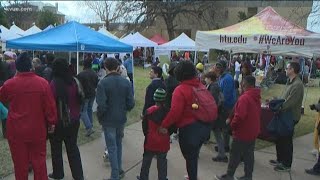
[{"left": 235, "top": 61, "right": 241, "bottom": 72}]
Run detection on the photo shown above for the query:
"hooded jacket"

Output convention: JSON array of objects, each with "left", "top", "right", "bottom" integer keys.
[
  {"left": 143, "top": 105, "right": 170, "bottom": 152},
  {"left": 230, "top": 88, "right": 261, "bottom": 141},
  {"left": 162, "top": 78, "right": 203, "bottom": 128}
]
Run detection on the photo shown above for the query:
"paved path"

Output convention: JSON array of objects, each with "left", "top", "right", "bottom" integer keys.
[{"left": 4, "top": 122, "right": 320, "bottom": 180}]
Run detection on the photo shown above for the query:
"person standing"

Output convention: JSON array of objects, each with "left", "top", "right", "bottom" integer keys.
[
  {"left": 77, "top": 59, "right": 99, "bottom": 137},
  {"left": 137, "top": 88, "right": 170, "bottom": 180},
  {"left": 49, "top": 58, "right": 84, "bottom": 180},
  {"left": 42, "top": 53, "right": 55, "bottom": 82},
  {"left": 32, "top": 58, "right": 46, "bottom": 77},
  {"left": 215, "top": 75, "right": 261, "bottom": 180},
  {"left": 0, "top": 52, "right": 57, "bottom": 180},
  {"left": 204, "top": 71, "right": 228, "bottom": 162},
  {"left": 234, "top": 60, "right": 241, "bottom": 81},
  {"left": 159, "top": 61, "right": 214, "bottom": 180},
  {"left": 124, "top": 53, "right": 133, "bottom": 83},
  {"left": 142, "top": 66, "right": 165, "bottom": 116},
  {"left": 212, "top": 60, "right": 236, "bottom": 153},
  {"left": 96, "top": 58, "right": 135, "bottom": 180},
  {"left": 270, "top": 61, "right": 304, "bottom": 172}
]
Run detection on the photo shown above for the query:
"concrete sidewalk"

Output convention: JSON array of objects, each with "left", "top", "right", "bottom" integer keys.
[{"left": 4, "top": 121, "right": 320, "bottom": 180}]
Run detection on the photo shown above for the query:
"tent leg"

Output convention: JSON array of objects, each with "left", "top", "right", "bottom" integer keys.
[
  {"left": 76, "top": 51, "right": 79, "bottom": 75},
  {"left": 32, "top": 51, "right": 34, "bottom": 59},
  {"left": 194, "top": 51, "right": 197, "bottom": 65},
  {"left": 131, "top": 52, "right": 135, "bottom": 98}
]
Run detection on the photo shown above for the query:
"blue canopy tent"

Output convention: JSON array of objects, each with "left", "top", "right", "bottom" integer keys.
[{"left": 6, "top": 21, "right": 133, "bottom": 73}]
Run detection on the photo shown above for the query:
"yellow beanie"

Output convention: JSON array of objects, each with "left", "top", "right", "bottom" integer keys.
[{"left": 196, "top": 63, "right": 204, "bottom": 71}]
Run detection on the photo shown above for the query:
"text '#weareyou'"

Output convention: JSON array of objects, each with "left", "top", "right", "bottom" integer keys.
[
  {"left": 256, "top": 35, "right": 305, "bottom": 46},
  {"left": 219, "top": 35, "right": 248, "bottom": 44}
]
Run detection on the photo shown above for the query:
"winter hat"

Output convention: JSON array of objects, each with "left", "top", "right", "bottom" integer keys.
[
  {"left": 153, "top": 88, "right": 166, "bottom": 102},
  {"left": 196, "top": 63, "right": 204, "bottom": 71},
  {"left": 168, "top": 61, "right": 179, "bottom": 74},
  {"left": 15, "top": 52, "right": 32, "bottom": 72},
  {"left": 215, "top": 60, "right": 227, "bottom": 69}
]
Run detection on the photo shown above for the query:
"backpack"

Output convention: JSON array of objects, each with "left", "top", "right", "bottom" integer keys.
[
  {"left": 191, "top": 85, "right": 218, "bottom": 123},
  {"left": 73, "top": 77, "right": 85, "bottom": 104},
  {"left": 57, "top": 98, "right": 71, "bottom": 127}
]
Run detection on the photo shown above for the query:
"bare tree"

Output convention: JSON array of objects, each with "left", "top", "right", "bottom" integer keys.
[
  {"left": 80, "top": 1, "right": 138, "bottom": 31},
  {"left": 130, "top": 1, "right": 220, "bottom": 40}
]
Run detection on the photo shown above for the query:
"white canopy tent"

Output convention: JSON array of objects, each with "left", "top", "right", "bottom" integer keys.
[
  {"left": 120, "top": 32, "right": 158, "bottom": 47},
  {"left": 120, "top": 32, "right": 158, "bottom": 66},
  {"left": 195, "top": 7, "right": 320, "bottom": 56},
  {"left": 98, "top": 25, "right": 119, "bottom": 40},
  {"left": 24, "top": 23, "right": 42, "bottom": 36},
  {"left": 155, "top": 33, "right": 208, "bottom": 63},
  {"left": 1, "top": 24, "right": 23, "bottom": 51},
  {"left": 9, "top": 23, "right": 25, "bottom": 36},
  {"left": 158, "top": 33, "right": 197, "bottom": 51}
]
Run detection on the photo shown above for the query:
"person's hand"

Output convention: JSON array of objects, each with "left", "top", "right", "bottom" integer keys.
[
  {"left": 48, "top": 125, "right": 55, "bottom": 134},
  {"left": 226, "top": 118, "right": 231, "bottom": 125},
  {"left": 158, "top": 127, "right": 168, "bottom": 135}
]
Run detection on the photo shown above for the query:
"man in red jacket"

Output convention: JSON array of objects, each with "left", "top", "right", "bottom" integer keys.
[
  {"left": 0, "top": 52, "right": 57, "bottom": 180},
  {"left": 216, "top": 75, "right": 261, "bottom": 180}
]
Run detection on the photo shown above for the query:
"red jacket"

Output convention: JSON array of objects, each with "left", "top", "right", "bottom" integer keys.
[
  {"left": 143, "top": 105, "right": 170, "bottom": 153},
  {"left": 162, "top": 78, "right": 202, "bottom": 129},
  {"left": 230, "top": 88, "right": 261, "bottom": 141},
  {"left": 0, "top": 72, "right": 57, "bottom": 142}
]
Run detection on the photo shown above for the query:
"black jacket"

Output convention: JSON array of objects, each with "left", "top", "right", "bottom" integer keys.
[
  {"left": 142, "top": 78, "right": 165, "bottom": 115},
  {"left": 164, "top": 75, "right": 179, "bottom": 108},
  {"left": 77, "top": 69, "right": 99, "bottom": 99}
]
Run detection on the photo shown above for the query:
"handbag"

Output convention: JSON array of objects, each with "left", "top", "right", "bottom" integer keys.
[{"left": 267, "top": 111, "right": 294, "bottom": 136}]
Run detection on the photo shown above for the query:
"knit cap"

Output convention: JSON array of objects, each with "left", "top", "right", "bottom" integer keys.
[{"left": 153, "top": 88, "right": 166, "bottom": 102}]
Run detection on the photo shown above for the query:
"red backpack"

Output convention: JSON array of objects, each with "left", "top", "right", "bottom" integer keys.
[{"left": 191, "top": 84, "right": 218, "bottom": 123}]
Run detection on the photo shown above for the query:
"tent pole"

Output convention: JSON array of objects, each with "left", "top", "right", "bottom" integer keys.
[
  {"left": 131, "top": 52, "right": 135, "bottom": 98},
  {"left": 76, "top": 51, "right": 79, "bottom": 75},
  {"left": 32, "top": 51, "right": 34, "bottom": 59},
  {"left": 194, "top": 51, "right": 197, "bottom": 65},
  {"left": 69, "top": 52, "right": 71, "bottom": 64}
]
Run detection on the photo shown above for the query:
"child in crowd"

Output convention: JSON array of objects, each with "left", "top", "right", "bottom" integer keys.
[{"left": 137, "top": 88, "right": 170, "bottom": 180}]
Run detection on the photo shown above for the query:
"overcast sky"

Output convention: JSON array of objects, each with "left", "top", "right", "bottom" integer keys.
[
  {"left": 44, "top": 1, "right": 320, "bottom": 32},
  {"left": 43, "top": 1, "right": 101, "bottom": 23}
]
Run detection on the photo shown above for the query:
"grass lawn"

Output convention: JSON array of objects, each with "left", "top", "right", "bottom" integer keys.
[{"left": 0, "top": 66, "right": 319, "bottom": 177}]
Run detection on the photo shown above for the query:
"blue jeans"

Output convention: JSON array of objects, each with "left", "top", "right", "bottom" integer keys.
[
  {"left": 103, "top": 126, "right": 124, "bottom": 180},
  {"left": 213, "top": 128, "right": 226, "bottom": 158},
  {"left": 235, "top": 71, "right": 240, "bottom": 81},
  {"left": 80, "top": 97, "right": 95, "bottom": 130}
]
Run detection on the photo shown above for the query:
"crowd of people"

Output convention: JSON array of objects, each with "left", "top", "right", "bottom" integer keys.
[{"left": 0, "top": 48, "right": 318, "bottom": 180}]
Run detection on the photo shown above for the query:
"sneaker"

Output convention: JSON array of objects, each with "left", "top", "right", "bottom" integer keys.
[
  {"left": 311, "top": 149, "right": 319, "bottom": 156},
  {"left": 305, "top": 168, "right": 320, "bottom": 176},
  {"left": 212, "top": 156, "right": 228, "bottom": 162},
  {"left": 85, "top": 129, "right": 94, "bottom": 137},
  {"left": 119, "top": 170, "right": 125, "bottom": 179},
  {"left": 48, "top": 173, "right": 64, "bottom": 180},
  {"left": 103, "top": 151, "right": 109, "bottom": 162},
  {"left": 237, "top": 175, "right": 252, "bottom": 180},
  {"left": 269, "top": 160, "right": 280, "bottom": 166},
  {"left": 215, "top": 174, "right": 235, "bottom": 180},
  {"left": 274, "top": 164, "right": 291, "bottom": 172}
]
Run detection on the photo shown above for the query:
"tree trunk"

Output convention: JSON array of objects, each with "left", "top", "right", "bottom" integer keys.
[{"left": 165, "top": 17, "right": 175, "bottom": 40}]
